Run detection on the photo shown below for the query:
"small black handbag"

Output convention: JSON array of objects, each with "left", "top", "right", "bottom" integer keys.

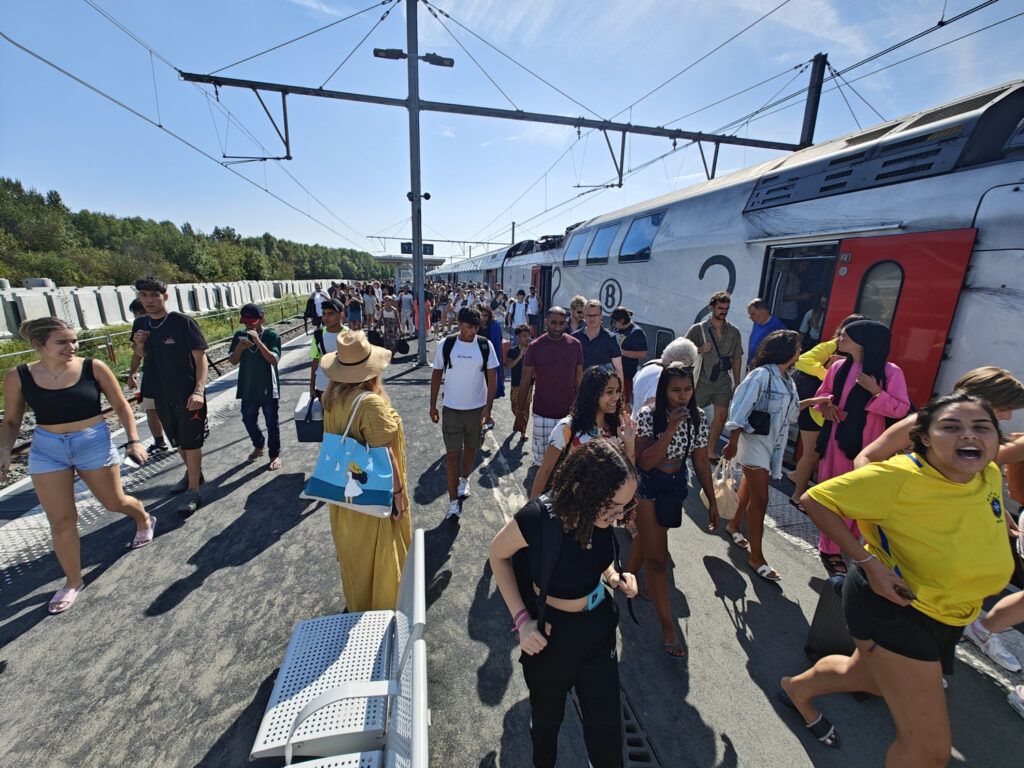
[{"left": 747, "top": 374, "right": 772, "bottom": 436}]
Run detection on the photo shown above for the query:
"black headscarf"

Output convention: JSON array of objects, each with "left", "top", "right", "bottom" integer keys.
[{"left": 817, "top": 320, "right": 891, "bottom": 460}]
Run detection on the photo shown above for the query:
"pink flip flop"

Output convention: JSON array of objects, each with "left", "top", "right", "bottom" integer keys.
[
  {"left": 48, "top": 584, "right": 84, "bottom": 614},
  {"left": 131, "top": 515, "right": 157, "bottom": 549}
]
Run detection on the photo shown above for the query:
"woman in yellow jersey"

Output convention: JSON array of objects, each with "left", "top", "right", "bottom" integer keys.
[
  {"left": 787, "top": 314, "right": 866, "bottom": 507},
  {"left": 319, "top": 331, "right": 411, "bottom": 612},
  {"left": 778, "top": 393, "right": 1012, "bottom": 762}
]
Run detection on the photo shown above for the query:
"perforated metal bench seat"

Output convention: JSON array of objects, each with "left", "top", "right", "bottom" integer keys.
[
  {"left": 250, "top": 611, "right": 396, "bottom": 761},
  {"left": 285, "top": 752, "right": 383, "bottom": 768}
]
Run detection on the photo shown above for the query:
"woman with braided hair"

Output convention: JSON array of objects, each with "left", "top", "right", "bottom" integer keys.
[
  {"left": 814, "top": 320, "right": 911, "bottom": 575},
  {"left": 489, "top": 440, "right": 639, "bottom": 768}
]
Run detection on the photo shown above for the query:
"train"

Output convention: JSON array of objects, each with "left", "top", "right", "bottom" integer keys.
[{"left": 429, "top": 79, "right": 1024, "bottom": 423}]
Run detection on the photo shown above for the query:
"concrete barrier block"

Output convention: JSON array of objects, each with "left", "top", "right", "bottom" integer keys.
[
  {"left": 116, "top": 286, "right": 137, "bottom": 320},
  {"left": 194, "top": 285, "right": 210, "bottom": 312},
  {"left": 44, "top": 291, "right": 80, "bottom": 328},
  {"left": 163, "top": 285, "right": 181, "bottom": 314},
  {"left": 72, "top": 289, "right": 104, "bottom": 329},
  {"left": 0, "top": 294, "right": 19, "bottom": 337},
  {"left": 177, "top": 286, "right": 198, "bottom": 313},
  {"left": 205, "top": 285, "right": 217, "bottom": 310},
  {"left": 97, "top": 287, "right": 126, "bottom": 325}
]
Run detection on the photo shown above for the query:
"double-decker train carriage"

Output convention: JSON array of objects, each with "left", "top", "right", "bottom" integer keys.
[{"left": 431, "top": 80, "right": 1024, "bottom": 424}]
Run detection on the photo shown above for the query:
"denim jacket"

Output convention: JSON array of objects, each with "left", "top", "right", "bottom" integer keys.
[{"left": 726, "top": 365, "right": 799, "bottom": 476}]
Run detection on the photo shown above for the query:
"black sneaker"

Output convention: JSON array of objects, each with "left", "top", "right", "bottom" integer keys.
[
  {"left": 170, "top": 471, "right": 206, "bottom": 493},
  {"left": 177, "top": 490, "right": 202, "bottom": 519},
  {"left": 147, "top": 441, "right": 169, "bottom": 454}
]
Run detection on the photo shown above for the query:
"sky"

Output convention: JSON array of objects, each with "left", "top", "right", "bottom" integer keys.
[{"left": 2, "top": 0, "right": 1022, "bottom": 265}]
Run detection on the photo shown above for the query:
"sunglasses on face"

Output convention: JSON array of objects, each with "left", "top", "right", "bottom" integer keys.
[{"left": 604, "top": 496, "right": 638, "bottom": 519}]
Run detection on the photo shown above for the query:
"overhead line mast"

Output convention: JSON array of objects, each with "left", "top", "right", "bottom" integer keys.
[{"left": 179, "top": 0, "right": 826, "bottom": 364}]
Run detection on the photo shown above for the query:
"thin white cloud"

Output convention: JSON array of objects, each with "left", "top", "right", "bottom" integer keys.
[
  {"left": 284, "top": 0, "right": 345, "bottom": 18},
  {"left": 441, "top": 126, "right": 456, "bottom": 138},
  {"left": 480, "top": 121, "right": 574, "bottom": 148}
]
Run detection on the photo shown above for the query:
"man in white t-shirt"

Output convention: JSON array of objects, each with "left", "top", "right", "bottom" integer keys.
[
  {"left": 310, "top": 299, "right": 348, "bottom": 397},
  {"left": 526, "top": 285, "right": 541, "bottom": 335},
  {"left": 430, "top": 306, "right": 499, "bottom": 520},
  {"left": 507, "top": 289, "right": 529, "bottom": 333},
  {"left": 398, "top": 287, "right": 415, "bottom": 334}
]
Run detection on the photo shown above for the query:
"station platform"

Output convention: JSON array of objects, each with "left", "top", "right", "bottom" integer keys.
[{"left": 0, "top": 331, "right": 1021, "bottom": 767}]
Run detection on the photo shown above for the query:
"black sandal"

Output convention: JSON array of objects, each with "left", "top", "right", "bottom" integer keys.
[
  {"left": 818, "top": 551, "right": 848, "bottom": 576},
  {"left": 776, "top": 691, "right": 840, "bottom": 747}
]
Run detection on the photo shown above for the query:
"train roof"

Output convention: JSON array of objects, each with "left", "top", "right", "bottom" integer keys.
[{"left": 436, "top": 79, "right": 1024, "bottom": 274}]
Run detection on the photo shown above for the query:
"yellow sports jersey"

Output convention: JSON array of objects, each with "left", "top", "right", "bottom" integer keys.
[{"left": 807, "top": 453, "right": 1013, "bottom": 626}]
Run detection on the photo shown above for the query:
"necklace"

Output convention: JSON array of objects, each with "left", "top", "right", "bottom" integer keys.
[
  {"left": 148, "top": 314, "right": 169, "bottom": 330},
  {"left": 37, "top": 362, "right": 65, "bottom": 380}
]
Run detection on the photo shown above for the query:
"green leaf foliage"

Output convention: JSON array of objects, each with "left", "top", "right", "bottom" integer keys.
[{"left": 0, "top": 177, "right": 391, "bottom": 286}]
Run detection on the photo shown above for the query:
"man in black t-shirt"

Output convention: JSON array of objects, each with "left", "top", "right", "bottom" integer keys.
[
  {"left": 130, "top": 276, "right": 209, "bottom": 518},
  {"left": 610, "top": 306, "right": 648, "bottom": 406}
]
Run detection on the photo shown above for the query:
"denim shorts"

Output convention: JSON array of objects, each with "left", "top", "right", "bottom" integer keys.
[{"left": 28, "top": 422, "right": 121, "bottom": 475}]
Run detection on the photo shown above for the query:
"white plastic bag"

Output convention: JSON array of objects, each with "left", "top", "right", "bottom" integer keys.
[{"left": 701, "top": 458, "right": 739, "bottom": 519}]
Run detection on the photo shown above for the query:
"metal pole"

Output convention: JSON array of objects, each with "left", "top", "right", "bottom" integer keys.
[
  {"left": 800, "top": 53, "right": 828, "bottom": 148},
  {"left": 511, "top": 221, "right": 515, "bottom": 244},
  {"left": 407, "top": 0, "right": 427, "bottom": 365}
]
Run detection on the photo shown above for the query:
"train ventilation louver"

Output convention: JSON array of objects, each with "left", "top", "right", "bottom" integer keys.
[
  {"left": 899, "top": 87, "right": 1011, "bottom": 132},
  {"left": 844, "top": 126, "right": 893, "bottom": 146},
  {"left": 874, "top": 163, "right": 934, "bottom": 181}
]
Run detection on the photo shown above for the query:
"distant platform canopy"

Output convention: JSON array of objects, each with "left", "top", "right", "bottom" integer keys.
[{"left": 374, "top": 254, "right": 445, "bottom": 268}]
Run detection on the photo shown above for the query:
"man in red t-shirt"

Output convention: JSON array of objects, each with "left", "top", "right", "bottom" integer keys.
[{"left": 515, "top": 307, "right": 584, "bottom": 465}]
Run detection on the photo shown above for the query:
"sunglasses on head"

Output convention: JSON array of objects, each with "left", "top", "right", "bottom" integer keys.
[{"left": 665, "top": 362, "right": 694, "bottom": 374}]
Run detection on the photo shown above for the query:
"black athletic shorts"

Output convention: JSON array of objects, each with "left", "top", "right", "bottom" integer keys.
[
  {"left": 843, "top": 564, "right": 964, "bottom": 675},
  {"left": 154, "top": 398, "right": 209, "bottom": 450}
]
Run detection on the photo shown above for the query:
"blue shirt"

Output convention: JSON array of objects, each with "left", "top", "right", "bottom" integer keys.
[{"left": 748, "top": 315, "right": 787, "bottom": 362}]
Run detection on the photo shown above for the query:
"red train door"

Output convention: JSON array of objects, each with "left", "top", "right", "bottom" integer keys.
[{"left": 821, "top": 229, "right": 976, "bottom": 406}]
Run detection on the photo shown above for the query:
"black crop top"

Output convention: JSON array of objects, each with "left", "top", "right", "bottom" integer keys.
[
  {"left": 514, "top": 497, "right": 614, "bottom": 600},
  {"left": 18, "top": 359, "right": 103, "bottom": 425}
]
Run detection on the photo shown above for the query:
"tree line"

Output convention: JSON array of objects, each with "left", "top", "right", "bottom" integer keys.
[{"left": 0, "top": 177, "right": 391, "bottom": 287}]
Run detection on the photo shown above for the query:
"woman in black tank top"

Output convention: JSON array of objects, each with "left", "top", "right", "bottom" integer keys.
[
  {"left": 489, "top": 441, "right": 639, "bottom": 768},
  {"left": 0, "top": 318, "right": 155, "bottom": 614}
]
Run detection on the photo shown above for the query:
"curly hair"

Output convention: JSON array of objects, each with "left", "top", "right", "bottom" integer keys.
[
  {"left": 550, "top": 440, "right": 636, "bottom": 547},
  {"left": 568, "top": 366, "right": 621, "bottom": 436}
]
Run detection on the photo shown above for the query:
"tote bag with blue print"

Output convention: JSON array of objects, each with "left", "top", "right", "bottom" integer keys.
[{"left": 301, "top": 392, "right": 394, "bottom": 517}]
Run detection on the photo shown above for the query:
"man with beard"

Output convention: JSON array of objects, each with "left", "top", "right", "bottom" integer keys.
[{"left": 516, "top": 307, "right": 584, "bottom": 466}]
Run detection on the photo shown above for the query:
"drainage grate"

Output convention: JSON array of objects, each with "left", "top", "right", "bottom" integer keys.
[{"left": 569, "top": 686, "right": 662, "bottom": 767}]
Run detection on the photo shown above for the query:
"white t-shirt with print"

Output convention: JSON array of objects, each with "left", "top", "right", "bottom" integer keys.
[{"left": 432, "top": 337, "right": 500, "bottom": 410}]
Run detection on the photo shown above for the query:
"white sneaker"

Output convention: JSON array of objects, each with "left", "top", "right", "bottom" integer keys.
[
  {"left": 445, "top": 499, "right": 461, "bottom": 519},
  {"left": 964, "top": 619, "right": 1022, "bottom": 672},
  {"left": 1008, "top": 685, "right": 1024, "bottom": 720},
  {"left": 457, "top": 477, "right": 471, "bottom": 497}
]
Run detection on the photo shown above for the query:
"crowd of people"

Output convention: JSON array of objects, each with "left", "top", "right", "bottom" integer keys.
[{"left": 2, "top": 271, "right": 1023, "bottom": 767}]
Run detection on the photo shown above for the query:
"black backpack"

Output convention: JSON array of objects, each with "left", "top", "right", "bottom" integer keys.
[
  {"left": 441, "top": 334, "right": 490, "bottom": 373},
  {"left": 304, "top": 296, "right": 318, "bottom": 318},
  {"left": 313, "top": 327, "right": 327, "bottom": 355}
]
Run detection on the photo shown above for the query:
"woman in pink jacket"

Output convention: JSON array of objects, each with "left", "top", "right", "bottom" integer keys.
[{"left": 814, "top": 320, "right": 910, "bottom": 575}]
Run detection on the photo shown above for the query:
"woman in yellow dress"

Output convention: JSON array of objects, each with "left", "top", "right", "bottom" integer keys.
[{"left": 319, "top": 331, "right": 411, "bottom": 612}]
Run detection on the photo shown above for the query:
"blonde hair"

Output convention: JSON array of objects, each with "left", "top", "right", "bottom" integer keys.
[
  {"left": 321, "top": 375, "right": 390, "bottom": 413},
  {"left": 569, "top": 295, "right": 586, "bottom": 311},
  {"left": 954, "top": 367, "right": 1024, "bottom": 411},
  {"left": 19, "top": 317, "right": 73, "bottom": 348}
]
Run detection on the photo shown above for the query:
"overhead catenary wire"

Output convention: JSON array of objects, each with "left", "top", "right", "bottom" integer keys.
[
  {"left": 423, "top": 3, "right": 518, "bottom": 110},
  {"left": 207, "top": 0, "right": 394, "bottom": 75},
  {"left": 81, "top": 0, "right": 371, "bottom": 246},
  {"left": 320, "top": 2, "right": 398, "bottom": 89},
  {"left": 419, "top": 0, "right": 606, "bottom": 121},
  {"left": 828, "top": 64, "right": 886, "bottom": 122}
]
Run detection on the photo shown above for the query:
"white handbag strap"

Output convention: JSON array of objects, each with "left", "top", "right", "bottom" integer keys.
[{"left": 340, "top": 391, "right": 370, "bottom": 441}]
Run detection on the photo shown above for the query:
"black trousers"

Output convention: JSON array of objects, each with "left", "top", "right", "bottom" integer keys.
[{"left": 520, "top": 598, "right": 622, "bottom": 768}]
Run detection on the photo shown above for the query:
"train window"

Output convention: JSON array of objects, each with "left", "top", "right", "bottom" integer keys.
[
  {"left": 586, "top": 224, "right": 619, "bottom": 264},
  {"left": 563, "top": 231, "right": 587, "bottom": 266},
  {"left": 654, "top": 328, "right": 675, "bottom": 358},
  {"left": 855, "top": 261, "right": 903, "bottom": 327},
  {"left": 619, "top": 210, "right": 665, "bottom": 262}
]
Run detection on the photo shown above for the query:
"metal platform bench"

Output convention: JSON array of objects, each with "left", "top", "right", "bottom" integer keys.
[{"left": 250, "top": 528, "right": 428, "bottom": 766}]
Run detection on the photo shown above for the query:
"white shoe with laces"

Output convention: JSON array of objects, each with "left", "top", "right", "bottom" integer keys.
[
  {"left": 457, "top": 477, "right": 471, "bottom": 497},
  {"left": 445, "top": 499, "right": 461, "bottom": 519},
  {"left": 964, "top": 618, "right": 1022, "bottom": 672}
]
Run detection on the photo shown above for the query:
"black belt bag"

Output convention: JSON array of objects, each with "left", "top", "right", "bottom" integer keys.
[{"left": 748, "top": 375, "right": 772, "bottom": 436}]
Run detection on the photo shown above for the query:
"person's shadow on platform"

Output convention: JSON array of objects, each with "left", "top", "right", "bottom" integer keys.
[
  {"left": 468, "top": 561, "right": 516, "bottom": 706},
  {"left": 145, "top": 473, "right": 315, "bottom": 617}
]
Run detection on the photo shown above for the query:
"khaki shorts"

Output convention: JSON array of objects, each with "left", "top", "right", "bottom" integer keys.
[
  {"left": 442, "top": 406, "right": 483, "bottom": 453},
  {"left": 695, "top": 383, "right": 732, "bottom": 410}
]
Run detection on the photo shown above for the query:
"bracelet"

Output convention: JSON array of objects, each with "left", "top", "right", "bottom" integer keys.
[
  {"left": 394, "top": 486, "right": 404, "bottom": 494},
  {"left": 125, "top": 439, "right": 140, "bottom": 446},
  {"left": 852, "top": 553, "right": 876, "bottom": 565},
  {"left": 510, "top": 611, "right": 531, "bottom": 634},
  {"left": 511, "top": 608, "right": 529, "bottom": 625},
  {"left": 193, "top": 390, "right": 204, "bottom": 396}
]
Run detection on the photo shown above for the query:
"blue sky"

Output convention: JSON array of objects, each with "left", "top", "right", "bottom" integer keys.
[{"left": 2, "top": 0, "right": 1021, "bottom": 264}]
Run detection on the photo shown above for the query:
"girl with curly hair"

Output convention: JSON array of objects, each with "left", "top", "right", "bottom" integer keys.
[
  {"left": 632, "top": 362, "right": 719, "bottom": 657},
  {"left": 489, "top": 440, "right": 639, "bottom": 768},
  {"left": 529, "top": 366, "right": 636, "bottom": 497}
]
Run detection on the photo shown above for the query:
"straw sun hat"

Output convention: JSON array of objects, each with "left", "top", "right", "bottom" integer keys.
[{"left": 320, "top": 331, "right": 391, "bottom": 383}]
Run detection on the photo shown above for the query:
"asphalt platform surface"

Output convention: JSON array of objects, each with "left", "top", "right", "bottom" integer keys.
[{"left": 0, "top": 332, "right": 1022, "bottom": 767}]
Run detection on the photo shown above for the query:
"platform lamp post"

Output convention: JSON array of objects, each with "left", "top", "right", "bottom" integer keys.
[{"left": 374, "top": 1, "right": 454, "bottom": 365}]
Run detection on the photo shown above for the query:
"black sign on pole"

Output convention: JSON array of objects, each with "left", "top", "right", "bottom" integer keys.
[
  {"left": 423, "top": 243, "right": 434, "bottom": 255},
  {"left": 400, "top": 242, "right": 412, "bottom": 254}
]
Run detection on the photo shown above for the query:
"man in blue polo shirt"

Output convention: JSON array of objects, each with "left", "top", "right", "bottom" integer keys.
[
  {"left": 746, "top": 297, "right": 787, "bottom": 370},
  {"left": 571, "top": 299, "right": 623, "bottom": 381}
]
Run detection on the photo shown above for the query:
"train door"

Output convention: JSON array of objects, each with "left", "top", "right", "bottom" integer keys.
[
  {"left": 531, "top": 265, "right": 553, "bottom": 318},
  {"left": 824, "top": 229, "right": 976, "bottom": 405}
]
